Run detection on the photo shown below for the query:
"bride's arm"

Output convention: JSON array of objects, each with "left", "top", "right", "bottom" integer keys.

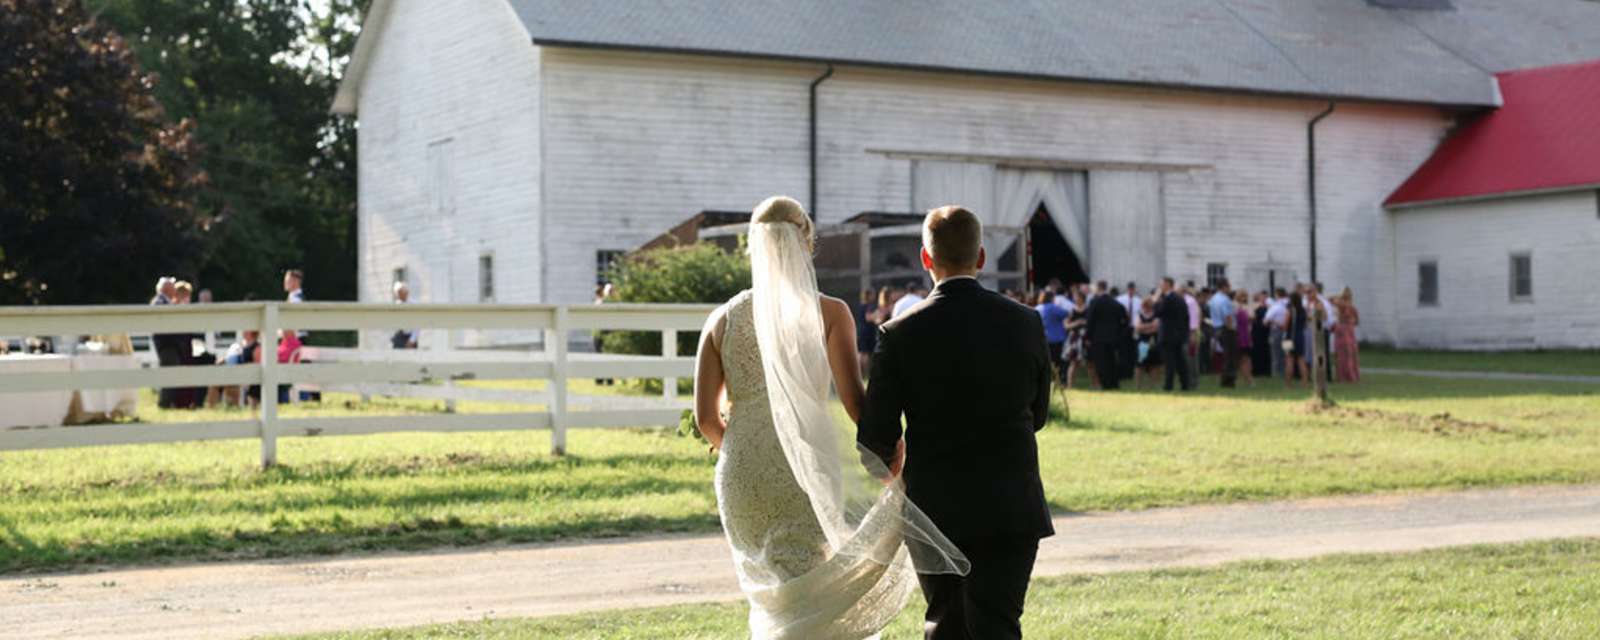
[
  {"left": 821, "top": 297, "right": 867, "bottom": 424},
  {"left": 693, "top": 305, "right": 730, "bottom": 449}
]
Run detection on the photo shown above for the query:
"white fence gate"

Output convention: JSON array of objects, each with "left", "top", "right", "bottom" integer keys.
[{"left": 0, "top": 302, "right": 715, "bottom": 466}]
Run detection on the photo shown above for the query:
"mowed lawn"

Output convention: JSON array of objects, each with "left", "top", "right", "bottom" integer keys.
[
  {"left": 2, "top": 369, "right": 1597, "bottom": 573},
  {"left": 290, "top": 538, "right": 1600, "bottom": 639}
]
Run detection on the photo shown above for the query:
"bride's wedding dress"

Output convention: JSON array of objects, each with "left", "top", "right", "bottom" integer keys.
[
  {"left": 704, "top": 208, "right": 967, "bottom": 639},
  {"left": 715, "top": 290, "right": 912, "bottom": 638}
]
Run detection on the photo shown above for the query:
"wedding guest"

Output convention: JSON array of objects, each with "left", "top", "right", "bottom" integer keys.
[
  {"left": 283, "top": 268, "right": 307, "bottom": 340},
  {"left": 391, "top": 282, "right": 418, "bottom": 349},
  {"left": 1285, "top": 291, "right": 1311, "bottom": 388},
  {"left": 1156, "top": 277, "right": 1194, "bottom": 391},
  {"left": 283, "top": 269, "right": 305, "bottom": 303},
  {"left": 1117, "top": 282, "right": 1140, "bottom": 381},
  {"left": 1312, "top": 282, "right": 1336, "bottom": 380},
  {"left": 1034, "top": 290, "right": 1070, "bottom": 383},
  {"left": 891, "top": 280, "right": 927, "bottom": 319},
  {"left": 149, "top": 277, "right": 182, "bottom": 408},
  {"left": 1207, "top": 279, "right": 1237, "bottom": 388},
  {"left": 1334, "top": 287, "right": 1361, "bottom": 382},
  {"left": 1182, "top": 282, "right": 1202, "bottom": 384},
  {"left": 1063, "top": 289, "right": 1089, "bottom": 389},
  {"left": 855, "top": 287, "right": 882, "bottom": 377},
  {"left": 1234, "top": 290, "right": 1255, "bottom": 387},
  {"left": 1133, "top": 296, "right": 1163, "bottom": 389},
  {"left": 1265, "top": 288, "right": 1289, "bottom": 377},
  {"left": 593, "top": 283, "right": 614, "bottom": 386},
  {"left": 1250, "top": 291, "right": 1272, "bottom": 376},
  {"left": 1084, "top": 281, "right": 1127, "bottom": 390}
]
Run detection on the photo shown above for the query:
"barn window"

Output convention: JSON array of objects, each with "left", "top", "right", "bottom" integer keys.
[
  {"left": 1509, "top": 253, "right": 1533, "bottom": 302},
  {"left": 1205, "top": 263, "right": 1228, "bottom": 288},
  {"left": 427, "top": 138, "right": 455, "bottom": 216},
  {"left": 596, "top": 250, "right": 626, "bottom": 285},
  {"left": 1418, "top": 260, "right": 1439, "bottom": 307},
  {"left": 478, "top": 253, "right": 494, "bottom": 302}
]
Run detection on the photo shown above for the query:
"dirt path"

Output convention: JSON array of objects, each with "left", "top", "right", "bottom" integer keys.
[{"left": 6, "top": 484, "right": 1600, "bottom": 639}]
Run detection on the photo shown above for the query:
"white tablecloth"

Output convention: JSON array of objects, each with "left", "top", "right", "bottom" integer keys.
[
  {"left": 71, "top": 353, "right": 140, "bottom": 417},
  {"left": 0, "top": 354, "right": 72, "bottom": 428}
]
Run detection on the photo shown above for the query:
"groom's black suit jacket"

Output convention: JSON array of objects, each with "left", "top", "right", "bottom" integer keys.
[{"left": 858, "top": 277, "right": 1055, "bottom": 543}]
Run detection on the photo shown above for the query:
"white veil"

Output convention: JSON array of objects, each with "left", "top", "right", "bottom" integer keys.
[{"left": 745, "top": 217, "right": 971, "bottom": 584}]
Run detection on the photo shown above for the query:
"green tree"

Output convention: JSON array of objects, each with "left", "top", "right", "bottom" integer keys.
[
  {"left": 601, "top": 241, "right": 751, "bottom": 359},
  {"left": 0, "top": 0, "right": 206, "bottom": 304},
  {"left": 90, "top": 0, "right": 367, "bottom": 302}
]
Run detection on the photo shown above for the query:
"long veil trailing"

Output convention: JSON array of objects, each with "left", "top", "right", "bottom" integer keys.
[{"left": 740, "top": 219, "right": 969, "bottom": 637}]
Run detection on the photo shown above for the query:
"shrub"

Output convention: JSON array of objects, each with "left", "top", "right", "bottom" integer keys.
[{"left": 599, "top": 240, "right": 750, "bottom": 363}]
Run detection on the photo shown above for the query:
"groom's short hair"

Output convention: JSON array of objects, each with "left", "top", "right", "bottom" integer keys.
[{"left": 923, "top": 206, "right": 982, "bottom": 269}]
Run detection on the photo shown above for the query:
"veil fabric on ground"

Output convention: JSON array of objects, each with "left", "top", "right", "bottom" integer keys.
[{"left": 710, "top": 220, "right": 968, "bottom": 639}]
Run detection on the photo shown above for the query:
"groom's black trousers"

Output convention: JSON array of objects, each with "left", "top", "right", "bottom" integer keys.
[{"left": 917, "top": 535, "right": 1040, "bottom": 640}]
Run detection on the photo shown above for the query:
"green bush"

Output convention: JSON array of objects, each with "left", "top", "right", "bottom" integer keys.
[{"left": 599, "top": 240, "right": 750, "bottom": 364}]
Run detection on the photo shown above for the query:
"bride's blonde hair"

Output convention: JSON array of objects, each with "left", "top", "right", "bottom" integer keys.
[{"left": 751, "top": 196, "right": 815, "bottom": 252}]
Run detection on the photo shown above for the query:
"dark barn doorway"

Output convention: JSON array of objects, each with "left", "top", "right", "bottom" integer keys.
[{"left": 1027, "top": 205, "right": 1088, "bottom": 288}]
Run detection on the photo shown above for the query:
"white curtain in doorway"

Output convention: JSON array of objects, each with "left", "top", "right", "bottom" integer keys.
[{"left": 993, "top": 168, "right": 1089, "bottom": 263}]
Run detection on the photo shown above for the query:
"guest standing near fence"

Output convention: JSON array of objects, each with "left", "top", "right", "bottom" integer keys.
[{"left": 1334, "top": 287, "right": 1361, "bottom": 383}]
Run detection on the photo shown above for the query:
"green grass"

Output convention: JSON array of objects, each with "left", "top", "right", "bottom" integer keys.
[
  {"left": 2, "top": 372, "right": 1597, "bottom": 574},
  {"left": 1362, "top": 346, "right": 1600, "bottom": 377},
  {"left": 288, "top": 538, "right": 1600, "bottom": 639}
]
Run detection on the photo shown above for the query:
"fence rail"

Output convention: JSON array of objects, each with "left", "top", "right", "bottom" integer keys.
[{"left": 0, "top": 301, "right": 716, "bottom": 466}]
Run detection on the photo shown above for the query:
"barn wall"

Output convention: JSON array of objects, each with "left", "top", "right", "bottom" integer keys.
[
  {"left": 355, "top": 0, "right": 541, "bottom": 345},
  {"left": 1392, "top": 191, "right": 1600, "bottom": 349},
  {"left": 538, "top": 48, "right": 814, "bottom": 306},
  {"left": 535, "top": 49, "right": 1450, "bottom": 341}
]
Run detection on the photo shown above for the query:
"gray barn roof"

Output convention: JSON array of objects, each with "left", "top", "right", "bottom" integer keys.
[{"left": 336, "top": 0, "right": 1600, "bottom": 113}]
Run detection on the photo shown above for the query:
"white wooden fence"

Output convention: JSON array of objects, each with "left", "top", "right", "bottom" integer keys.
[{"left": 0, "top": 302, "right": 715, "bottom": 466}]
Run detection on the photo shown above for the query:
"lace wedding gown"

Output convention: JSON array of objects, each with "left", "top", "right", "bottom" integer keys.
[{"left": 714, "top": 290, "right": 916, "bottom": 639}]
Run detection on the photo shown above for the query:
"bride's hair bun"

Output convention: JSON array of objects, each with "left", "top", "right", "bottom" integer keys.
[{"left": 751, "top": 196, "right": 815, "bottom": 250}]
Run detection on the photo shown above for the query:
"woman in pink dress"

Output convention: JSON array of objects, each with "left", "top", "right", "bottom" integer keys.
[{"left": 1334, "top": 287, "right": 1361, "bottom": 382}]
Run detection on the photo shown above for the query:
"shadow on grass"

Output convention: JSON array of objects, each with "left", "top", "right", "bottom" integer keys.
[{"left": 0, "top": 512, "right": 723, "bottom": 575}]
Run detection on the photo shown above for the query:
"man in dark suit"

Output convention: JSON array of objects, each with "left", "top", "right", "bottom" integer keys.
[
  {"left": 1083, "top": 280, "right": 1128, "bottom": 391},
  {"left": 1154, "top": 277, "right": 1195, "bottom": 391},
  {"left": 858, "top": 206, "right": 1054, "bottom": 640},
  {"left": 149, "top": 277, "right": 183, "bottom": 408}
]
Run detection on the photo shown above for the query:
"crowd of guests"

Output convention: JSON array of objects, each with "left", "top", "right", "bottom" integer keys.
[
  {"left": 851, "top": 276, "right": 1362, "bottom": 393},
  {"left": 1029, "top": 277, "right": 1361, "bottom": 391},
  {"left": 148, "top": 269, "right": 309, "bottom": 409}
]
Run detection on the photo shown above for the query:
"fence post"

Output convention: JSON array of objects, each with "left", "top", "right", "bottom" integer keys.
[
  {"left": 662, "top": 329, "right": 677, "bottom": 401},
  {"left": 549, "top": 306, "right": 569, "bottom": 456},
  {"left": 259, "top": 303, "right": 280, "bottom": 469}
]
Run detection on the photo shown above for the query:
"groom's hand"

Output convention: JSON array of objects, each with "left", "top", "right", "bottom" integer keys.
[{"left": 883, "top": 438, "right": 906, "bottom": 484}]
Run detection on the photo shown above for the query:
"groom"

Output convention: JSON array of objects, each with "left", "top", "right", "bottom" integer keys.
[{"left": 858, "top": 206, "right": 1055, "bottom": 639}]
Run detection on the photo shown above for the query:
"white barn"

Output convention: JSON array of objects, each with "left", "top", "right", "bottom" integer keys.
[
  {"left": 332, "top": 0, "right": 1600, "bottom": 348},
  {"left": 1386, "top": 60, "right": 1600, "bottom": 349}
]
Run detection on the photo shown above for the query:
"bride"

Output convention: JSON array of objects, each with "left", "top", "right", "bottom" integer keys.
[{"left": 693, "top": 196, "right": 968, "bottom": 639}]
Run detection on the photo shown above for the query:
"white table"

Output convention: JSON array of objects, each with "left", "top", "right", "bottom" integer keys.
[
  {"left": 70, "top": 353, "right": 140, "bottom": 420},
  {"left": 0, "top": 354, "right": 72, "bottom": 428}
]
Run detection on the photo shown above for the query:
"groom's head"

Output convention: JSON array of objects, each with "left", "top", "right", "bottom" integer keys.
[{"left": 921, "top": 206, "right": 986, "bottom": 279}]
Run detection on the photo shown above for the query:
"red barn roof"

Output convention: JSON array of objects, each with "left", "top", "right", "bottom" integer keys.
[{"left": 1386, "top": 59, "right": 1600, "bottom": 208}]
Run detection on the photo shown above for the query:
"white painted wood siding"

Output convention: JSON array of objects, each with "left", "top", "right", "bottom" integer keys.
[
  {"left": 537, "top": 50, "right": 1450, "bottom": 342},
  {"left": 1392, "top": 191, "right": 1600, "bottom": 349},
  {"left": 355, "top": 0, "right": 543, "bottom": 328}
]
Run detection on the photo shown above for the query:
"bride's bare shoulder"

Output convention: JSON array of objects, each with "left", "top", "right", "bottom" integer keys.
[{"left": 818, "top": 294, "right": 852, "bottom": 323}]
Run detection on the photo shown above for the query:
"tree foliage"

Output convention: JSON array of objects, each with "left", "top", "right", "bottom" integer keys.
[
  {"left": 601, "top": 241, "right": 751, "bottom": 359},
  {"left": 91, "top": 0, "right": 368, "bottom": 302},
  {"left": 0, "top": 0, "right": 206, "bottom": 304}
]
